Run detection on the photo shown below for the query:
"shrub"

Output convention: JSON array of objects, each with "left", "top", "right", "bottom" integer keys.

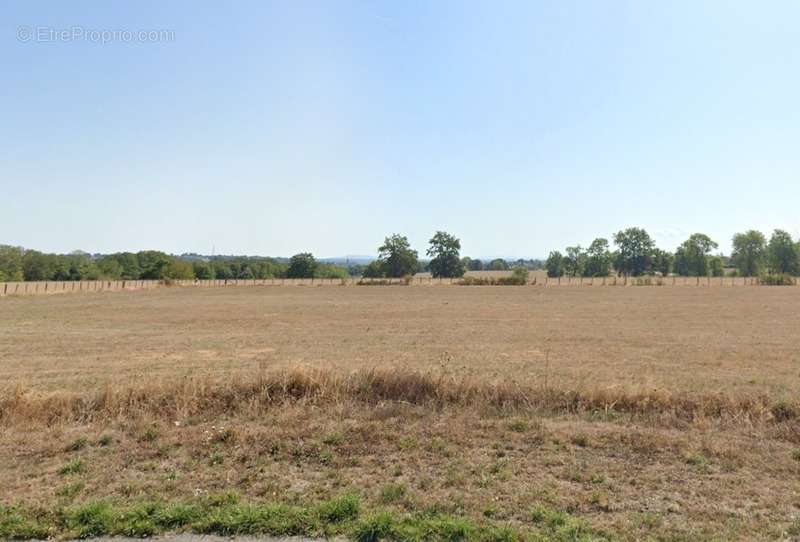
[
  {"left": 353, "top": 511, "right": 395, "bottom": 542},
  {"left": 632, "top": 277, "right": 664, "bottom": 286},
  {"left": 316, "top": 494, "right": 360, "bottom": 523},
  {"left": 65, "top": 502, "right": 114, "bottom": 538},
  {"left": 457, "top": 276, "right": 494, "bottom": 286},
  {"left": 58, "top": 459, "right": 84, "bottom": 476},
  {"left": 760, "top": 274, "right": 796, "bottom": 286},
  {"left": 510, "top": 267, "right": 529, "bottom": 284},
  {"left": 458, "top": 269, "right": 528, "bottom": 286}
]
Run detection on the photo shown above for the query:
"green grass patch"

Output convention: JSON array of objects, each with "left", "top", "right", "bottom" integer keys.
[
  {"left": 0, "top": 496, "right": 612, "bottom": 541},
  {"left": 58, "top": 459, "right": 84, "bottom": 476}
]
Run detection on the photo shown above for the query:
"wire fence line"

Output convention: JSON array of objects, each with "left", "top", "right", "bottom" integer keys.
[{"left": 0, "top": 275, "right": 791, "bottom": 297}]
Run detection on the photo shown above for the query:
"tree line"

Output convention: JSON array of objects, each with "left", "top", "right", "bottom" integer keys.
[
  {"left": 0, "top": 248, "right": 349, "bottom": 282},
  {"left": 3, "top": 227, "right": 796, "bottom": 283},
  {"left": 544, "top": 227, "right": 800, "bottom": 278},
  {"left": 0, "top": 231, "right": 506, "bottom": 282}
]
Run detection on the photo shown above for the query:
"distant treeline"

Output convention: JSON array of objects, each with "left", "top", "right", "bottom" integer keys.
[
  {"left": 0, "top": 232, "right": 542, "bottom": 282},
  {"left": 0, "top": 249, "right": 349, "bottom": 282},
  {"left": 545, "top": 228, "right": 800, "bottom": 278},
  {"left": 6, "top": 226, "right": 794, "bottom": 283}
]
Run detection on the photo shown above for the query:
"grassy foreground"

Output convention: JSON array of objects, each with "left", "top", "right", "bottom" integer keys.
[
  {"left": 2, "top": 368, "right": 800, "bottom": 541},
  {"left": 0, "top": 493, "right": 612, "bottom": 541}
]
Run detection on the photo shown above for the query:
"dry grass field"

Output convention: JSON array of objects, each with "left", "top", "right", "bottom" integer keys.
[{"left": 2, "top": 286, "right": 800, "bottom": 540}]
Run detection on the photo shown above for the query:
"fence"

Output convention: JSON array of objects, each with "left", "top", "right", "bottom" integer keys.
[{"left": 0, "top": 275, "right": 792, "bottom": 298}]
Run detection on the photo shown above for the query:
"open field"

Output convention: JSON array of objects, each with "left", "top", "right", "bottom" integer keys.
[
  {"left": 2, "top": 285, "right": 799, "bottom": 397},
  {"left": 2, "top": 287, "right": 800, "bottom": 540}
]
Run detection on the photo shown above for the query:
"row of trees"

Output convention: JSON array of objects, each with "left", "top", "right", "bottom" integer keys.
[
  {"left": 0, "top": 232, "right": 505, "bottom": 282},
  {"left": 4, "top": 227, "right": 798, "bottom": 283},
  {"left": 545, "top": 228, "right": 800, "bottom": 278},
  {"left": 362, "top": 231, "right": 468, "bottom": 279},
  {"left": 0, "top": 247, "right": 349, "bottom": 282}
]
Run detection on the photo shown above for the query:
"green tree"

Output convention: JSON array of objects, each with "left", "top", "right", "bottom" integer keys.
[
  {"left": 651, "top": 248, "right": 673, "bottom": 276},
  {"left": 767, "top": 229, "right": 798, "bottom": 275},
  {"left": 0, "top": 245, "right": 24, "bottom": 281},
  {"left": 545, "top": 251, "right": 565, "bottom": 278},
  {"left": 22, "top": 250, "right": 56, "bottom": 281},
  {"left": 467, "top": 258, "right": 484, "bottom": 271},
  {"left": 708, "top": 256, "right": 725, "bottom": 277},
  {"left": 361, "top": 260, "right": 386, "bottom": 278},
  {"left": 584, "top": 238, "right": 611, "bottom": 277},
  {"left": 674, "top": 233, "right": 718, "bottom": 276},
  {"left": 137, "top": 251, "right": 171, "bottom": 279},
  {"left": 164, "top": 259, "right": 195, "bottom": 280},
  {"left": 564, "top": 245, "right": 586, "bottom": 277},
  {"left": 286, "top": 253, "right": 317, "bottom": 278},
  {"left": 427, "top": 231, "right": 465, "bottom": 278},
  {"left": 103, "top": 252, "right": 141, "bottom": 279},
  {"left": 488, "top": 258, "right": 509, "bottom": 271},
  {"left": 192, "top": 261, "right": 214, "bottom": 279},
  {"left": 97, "top": 257, "right": 124, "bottom": 279},
  {"left": 613, "top": 227, "right": 655, "bottom": 276},
  {"left": 315, "top": 263, "right": 348, "bottom": 279},
  {"left": 377, "top": 234, "right": 418, "bottom": 278},
  {"left": 57, "top": 251, "right": 100, "bottom": 281},
  {"left": 731, "top": 230, "right": 766, "bottom": 277},
  {"left": 510, "top": 267, "right": 529, "bottom": 284}
]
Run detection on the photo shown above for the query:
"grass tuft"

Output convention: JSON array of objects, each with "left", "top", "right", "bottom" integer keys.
[
  {"left": 58, "top": 459, "right": 84, "bottom": 476},
  {"left": 64, "top": 437, "right": 88, "bottom": 452},
  {"left": 317, "top": 494, "right": 361, "bottom": 524}
]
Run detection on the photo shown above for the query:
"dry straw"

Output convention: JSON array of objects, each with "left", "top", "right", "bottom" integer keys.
[{"left": 3, "top": 367, "right": 797, "bottom": 429}]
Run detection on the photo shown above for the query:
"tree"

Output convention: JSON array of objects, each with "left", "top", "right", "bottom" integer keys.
[
  {"left": 613, "top": 228, "right": 655, "bottom": 276},
  {"left": 510, "top": 267, "right": 529, "bottom": 284},
  {"left": 731, "top": 230, "right": 766, "bottom": 277},
  {"left": 164, "top": 259, "right": 195, "bottom": 280},
  {"left": 545, "top": 251, "right": 565, "bottom": 278},
  {"left": 0, "top": 245, "right": 24, "bottom": 281},
  {"left": 564, "top": 245, "right": 586, "bottom": 277},
  {"left": 651, "top": 248, "right": 673, "bottom": 276},
  {"left": 674, "top": 233, "right": 718, "bottom": 276},
  {"left": 467, "top": 258, "right": 484, "bottom": 271},
  {"left": 101, "top": 252, "right": 141, "bottom": 279},
  {"left": 488, "top": 259, "right": 509, "bottom": 271},
  {"left": 97, "top": 257, "right": 123, "bottom": 279},
  {"left": 137, "top": 251, "right": 171, "bottom": 279},
  {"left": 192, "top": 261, "right": 214, "bottom": 280},
  {"left": 361, "top": 260, "right": 385, "bottom": 278},
  {"left": 584, "top": 238, "right": 611, "bottom": 277},
  {"left": 22, "top": 250, "right": 56, "bottom": 281},
  {"left": 377, "top": 234, "right": 418, "bottom": 278},
  {"left": 286, "top": 253, "right": 317, "bottom": 278},
  {"left": 315, "top": 263, "right": 348, "bottom": 279},
  {"left": 427, "top": 231, "right": 465, "bottom": 278},
  {"left": 57, "top": 251, "right": 100, "bottom": 281},
  {"left": 767, "top": 229, "right": 798, "bottom": 275},
  {"left": 708, "top": 256, "right": 725, "bottom": 277}
]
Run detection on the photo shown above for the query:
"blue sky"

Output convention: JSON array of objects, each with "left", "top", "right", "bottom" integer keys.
[{"left": 2, "top": 1, "right": 799, "bottom": 258}]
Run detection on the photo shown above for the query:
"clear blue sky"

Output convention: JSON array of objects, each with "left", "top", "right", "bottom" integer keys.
[{"left": 3, "top": 1, "right": 799, "bottom": 258}]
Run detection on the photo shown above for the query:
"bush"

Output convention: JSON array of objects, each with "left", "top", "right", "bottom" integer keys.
[
  {"left": 457, "top": 269, "right": 528, "bottom": 286},
  {"left": 632, "top": 277, "right": 663, "bottom": 286},
  {"left": 760, "top": 274, "right": 796, "bottom": 286}
]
